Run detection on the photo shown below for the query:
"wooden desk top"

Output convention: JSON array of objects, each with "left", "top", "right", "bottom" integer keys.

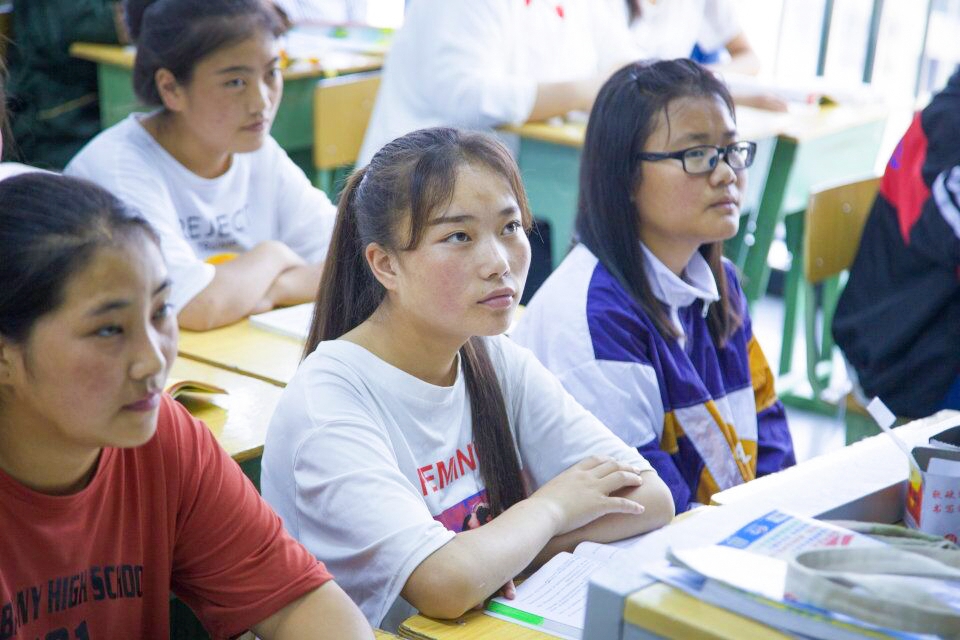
[
  {"left": 503, "top": 102, "right": 887, "bottom": 150},
  {"left": 398, "top": 610, "right": 552, "bottom": 639},
  {"left": 69, "top": 42, "right": 380, "bottom": 80},
  {"left": 168, "top": 357, "right": 283, "bottom": 462},
  {"left": 623, "top": 582, "right": 791, "bottom": 639},
  {"left": 178, "top": 321, "right": 304, "bottom": 387}
]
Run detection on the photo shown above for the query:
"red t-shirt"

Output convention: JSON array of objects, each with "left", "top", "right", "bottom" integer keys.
[{"left": 0, "top": 395, "right": 332, "bottom": 640}]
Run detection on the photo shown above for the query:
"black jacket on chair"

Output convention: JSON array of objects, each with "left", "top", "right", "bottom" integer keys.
[{"left": 833, "top": 68, "right": 960, "bottom": 418}]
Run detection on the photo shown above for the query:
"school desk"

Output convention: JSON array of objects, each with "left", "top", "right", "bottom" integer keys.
[
  {"left": 397, "top": 410, "right": 958, "bottom": 639},
  {"left": 68, "top": 41, "right": 381, "bottom": 176},
  {"left": 168, "top": 356, "right": 283, "bottom": 490},
  {"left": 178, "top": 320, "right": 304, "bottom": 388}
]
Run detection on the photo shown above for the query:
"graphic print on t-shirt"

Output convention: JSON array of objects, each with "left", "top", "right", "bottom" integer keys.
[
  {"left": 178, "top": 204, "right": 251, "bottom": 253},
  {"left": 434, "top": 489, "right": 492, "bottom": 533},
  {"left": 0, "top": 563, "right": 144, "bottom": 640}
]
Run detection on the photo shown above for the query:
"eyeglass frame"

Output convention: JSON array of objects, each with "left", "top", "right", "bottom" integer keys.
[{"left": 635, "top": 141, "right": 758, "bottom": 175}]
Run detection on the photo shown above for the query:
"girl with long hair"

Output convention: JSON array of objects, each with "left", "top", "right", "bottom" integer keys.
[
  {"left": 514, "top": 59, "right": 795, "bottom": 513},
  {"left": 261, "top": 127, "right": 674, "bottom": 629}
]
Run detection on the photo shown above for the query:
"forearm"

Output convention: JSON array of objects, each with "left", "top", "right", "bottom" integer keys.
[
  {"left": 532, "top": 471, "right": 674, "bottom": 567},
  {"left": 261, "top": 264, "right": 323, "bottom": 309},
  {"left": 178, "top": 242, "right": 300, "bottom": 331},
  {"left": 252, "top": 581, "right": 373, "bottom": 640},
  {"left": 528, "top": 78, "right": 597, "bottom": 122},
  {"left": 402, "top": 498, "right": 560, "bottom": 619}
]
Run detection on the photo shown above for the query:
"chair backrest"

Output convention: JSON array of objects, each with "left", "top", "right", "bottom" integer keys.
[
  {"left": 803, "top": 176, "right": 881, "bottom": 284},
  {"left": 312, "top": 71, "right": 381, "bottom": 170}
]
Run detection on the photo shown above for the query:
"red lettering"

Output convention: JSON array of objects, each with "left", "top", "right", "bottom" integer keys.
[
  {"left": 457, "top": 443, "right": 477, "bottom": 475},
  {"left": 418, "top": 465, "right": 437, "bottom": 496},
  {"left": 436, "top": 457, "right": 459, "bottom": 489}
]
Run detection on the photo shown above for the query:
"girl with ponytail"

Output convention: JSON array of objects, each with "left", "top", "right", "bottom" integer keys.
[
  {"left": 65, "top": 0, "right": 337, "bottom": 330},
  {"left": 261, "top": 127, "right": 674, "bottom": 629}
]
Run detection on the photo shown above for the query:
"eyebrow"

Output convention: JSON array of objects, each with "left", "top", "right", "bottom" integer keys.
[
  {"left": 215, "top": 57, "right": 281, "bottom": 75},
  {"left": 674, "top": 130, "right": 738, "bottom": 145},
  {"left": 428, "top": 207, "right": 520, "bottom": 226},
  {"left": 88, "top": 279, "right": 172, "bottom": 316}
]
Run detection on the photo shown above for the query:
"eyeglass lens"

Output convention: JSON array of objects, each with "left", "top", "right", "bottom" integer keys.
[{"left": 684, "top": 143, "right": 754, "bottom": 173}]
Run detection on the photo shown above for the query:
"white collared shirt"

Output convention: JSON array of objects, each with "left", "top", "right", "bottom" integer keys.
[{"left": 639, "top": 243, "right": 720, "bottom": 349}]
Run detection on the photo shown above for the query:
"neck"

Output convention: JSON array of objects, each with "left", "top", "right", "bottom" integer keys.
[
  {"left": 0, "top": 407, "right": 101, "bottom": 495},
  {"left": 142, "top": 111, "right": 232, "bottom": 179},
  {"left": 640, "top": 234, "right": 698, "bottom": 277},
  {"left": 342, "top": 303, "right": 463, "bottom": 387}
]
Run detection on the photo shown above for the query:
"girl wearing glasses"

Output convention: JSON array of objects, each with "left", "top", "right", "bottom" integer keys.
[{"left": 513, "top": 59, "right": 795, "bottom": 513}]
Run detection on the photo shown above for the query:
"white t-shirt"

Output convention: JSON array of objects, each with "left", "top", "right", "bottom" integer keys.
[
  {"left": 620, "top": 0, "right": 742, "bottom": 60},
  {"left": 260, "top": 335, "right": 651, "bottom": 629},
  {"left": 65, "top": 114, "right": 337, "bottom": 310},
  {"left": 357, "top": 0, "right": 639, "bottom": 164},
  {"left": 0, "top": 162, "right": 41, "bottom": 182}
]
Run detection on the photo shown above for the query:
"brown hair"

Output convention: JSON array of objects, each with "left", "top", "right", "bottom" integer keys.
[
  {"left": 577, "top": 59, "right": 742, "bottom": 346},
  {"left": 305, "top": 127, "right": 532, "bottom": 517},
  {"left": 125, "top": 0, "right": 284, "bottom": 107}
]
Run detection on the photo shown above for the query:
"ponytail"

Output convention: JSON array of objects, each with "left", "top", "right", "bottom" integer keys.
[
  {"left": 303, "top": 167, "right": 384, "bottom": 359},
  {"left": 305, "top": 127, "right": 532, "bottom": 515},
  {"left": 461, "top": 337, "right": 527, "bottom": 516}
]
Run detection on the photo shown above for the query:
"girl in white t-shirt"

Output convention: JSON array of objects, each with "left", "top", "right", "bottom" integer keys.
[
  {"left": 261, "top": 127, "right": 675, "bottom": 629},
  {"left": 66, "top": 0, "right": 337, "bottom": 330},
  {"left": 357, "top": 0, "right": 640, "bottom": 165}
]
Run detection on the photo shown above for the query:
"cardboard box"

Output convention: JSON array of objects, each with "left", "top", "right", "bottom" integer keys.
[{"left": 905, "top": 426, "right": 960, "bottom": 543}]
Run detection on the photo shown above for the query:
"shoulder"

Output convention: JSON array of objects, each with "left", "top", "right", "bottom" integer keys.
[{"left": 65, "top": 117, "right": 165, "bottom": 186}]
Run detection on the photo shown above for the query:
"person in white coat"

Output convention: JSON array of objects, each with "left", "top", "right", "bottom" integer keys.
[{"left": 357, "top": 0, "right": 639, "bottom": 164}]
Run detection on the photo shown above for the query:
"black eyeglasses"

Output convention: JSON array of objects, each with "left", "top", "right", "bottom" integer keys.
[{"left": 637, "top": 141, "right": 757, "bottom": 175}]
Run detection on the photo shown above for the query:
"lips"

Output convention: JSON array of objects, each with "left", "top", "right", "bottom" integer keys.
[
  {"left": 123, "top": 392, "right": 160, "bottom": 412},
  {"left": 242, "top": 119, "right": 268, "bottom": 132},
  {"left": 479, "top": 288, "right": 516, "bottom": 308}
]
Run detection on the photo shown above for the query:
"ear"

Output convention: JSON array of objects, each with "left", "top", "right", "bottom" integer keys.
[
  {"left": 364, "top": 242, "right": 400, "bottom": 292},
  {"left": 154, "top": 68, "right": 185, "bottom": 112},
  {"left": 0, "top": 335, "right": 21, "bottom": 384}
]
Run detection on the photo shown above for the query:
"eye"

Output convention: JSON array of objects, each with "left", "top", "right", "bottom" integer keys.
[
  {"left": 444, "top": 231, "right": 471, "bottom": 244},
  {"left": 94, "top": 325, "right": 123, "bottom": 338},
  {"left": 153, "top": 302, "right": 174, "bottom": 322}
]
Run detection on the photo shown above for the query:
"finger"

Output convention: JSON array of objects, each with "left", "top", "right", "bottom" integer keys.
[
  {"left": 590, "top": 458, "right": 623, "bottom": 478},
  {"left": 575, "top": 455, "right": 610, "bottom": 471},
  {"left": 602, "top": 496, "right": 646, "bottom": 516},
  {"left": 598, "top": 469, "right": 644, "bottom": 494}
]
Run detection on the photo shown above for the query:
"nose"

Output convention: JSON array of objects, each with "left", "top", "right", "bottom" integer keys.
[
  {"left": 709, "top": 154, "right": 739, "bottom": 186},
  {"left": 130, "top": 325, "right": 168, "bottom": 386},
  {"left": 250, "top": 78, "right": 272, "bottom": 114},
  {"left": 480, "top": 236, "right": 511, "bottom": 280}
]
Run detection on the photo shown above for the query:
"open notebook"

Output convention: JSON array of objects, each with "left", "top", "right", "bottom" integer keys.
[{"left": 249, "top": 303, "right": 315, "bottom": 341}]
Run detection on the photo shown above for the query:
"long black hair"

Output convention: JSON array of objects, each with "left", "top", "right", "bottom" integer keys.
[
  {"left": 305, "top": 127, "right": 532, "bottom": 517},
  {"left": 124, "top": 0, "right": 284, "bottom": 107},
  {"left": 0, "top": 173, "right": 158, "bottom": 343},
  {"left": 577, "top": 59, "right": 741, "bottom": 346}
]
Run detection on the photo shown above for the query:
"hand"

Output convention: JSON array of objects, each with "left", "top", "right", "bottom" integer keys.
[{"left": 529, "top": 456, "right": 646, "bottom": 537}]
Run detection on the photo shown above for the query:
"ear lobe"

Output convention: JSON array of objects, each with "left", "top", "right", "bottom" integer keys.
[
  {"left": 154, "top": 68, "right": 184, "bottom": 112},
  {"left": 364, "top": 242, "right": 399, "bottom": 292},
  {"left": 0, "top": 336, "right": 18, "bottom": 384}
]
